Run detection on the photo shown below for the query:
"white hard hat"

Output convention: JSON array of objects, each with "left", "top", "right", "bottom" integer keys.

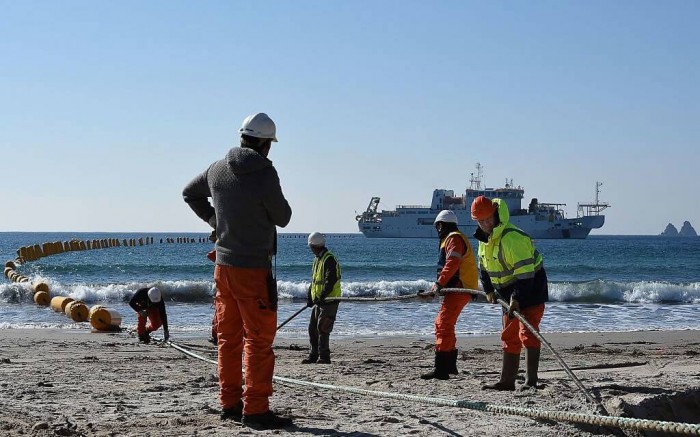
[
  {"left": 147, "top": 287, "right": 162, "bottom": 303},
  {"left": 434, "top": 210, "right": 458, "bottom": 225},
  {"left": 239, "top": 113, "right": 278, "bottom": 142},
  {"left": 307, "top": 232, "right": 326, "bottom": 247}
]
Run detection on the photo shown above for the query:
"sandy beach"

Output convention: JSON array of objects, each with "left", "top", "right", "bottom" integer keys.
[{"left": 1, "top": 328, "right": 698, "bottom": 436}]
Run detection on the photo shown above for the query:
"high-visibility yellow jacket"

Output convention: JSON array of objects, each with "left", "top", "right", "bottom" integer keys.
[
  {"left": 474, "top": 198, "right": 549, "bottom": 308},
  {"left": 436, "top": 231, "right": 479, "bottom": 290},
  {"left": 311, "top": 249, "right": 342, "bottom": 302}
]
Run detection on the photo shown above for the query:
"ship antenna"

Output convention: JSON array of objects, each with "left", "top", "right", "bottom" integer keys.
[{"left": 469, "top": 162, "right": 483, "bottom": 190}]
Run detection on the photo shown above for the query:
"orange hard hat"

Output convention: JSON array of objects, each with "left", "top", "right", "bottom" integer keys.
[{"left": 471, "top": 196, "right": 496, "bottom": 220}]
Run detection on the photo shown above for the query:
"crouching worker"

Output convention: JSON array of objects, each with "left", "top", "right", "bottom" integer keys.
[
  {"left": 421, "top": 210, "right": 478, "bottom": 380},
  {"left": 129, "top": 286, "right": 170, "bottom": 343},
  {"left": 303, "top": 232, "right": 341, "bottom": 364}
]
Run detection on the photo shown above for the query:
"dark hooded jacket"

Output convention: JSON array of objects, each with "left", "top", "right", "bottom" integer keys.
[{"left": 183, "top": 146, "right": 292, "bottom": 268}]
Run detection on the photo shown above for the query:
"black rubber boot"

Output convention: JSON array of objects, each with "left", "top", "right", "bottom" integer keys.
[
  {"left": 482, "top": 352, "right": 520, "bottom": 391},
  {"left": 317, "top": 354, "right": 331, "bottom": 364},
  {"left": 301, "top": 354, "right": 318, "bottom": 364},
  {"left": 447, "top": 349, "right": 459, "bottom": 375},
  {"left": 242, "top": 410, "right": 293, "bottom": 430},
  {"left": 522, "top": 347, "right": 541, "bottom": 389},
  {"left": 420, "top": 351, "right": 451, "bottom": 380},
  {"left": 220, "top": 400, "right": 243, "bottom": 422}
]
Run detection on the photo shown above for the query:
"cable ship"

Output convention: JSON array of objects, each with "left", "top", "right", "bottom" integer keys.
[{"left": 356, "top": 163, "right": 610, "bottom": 239}]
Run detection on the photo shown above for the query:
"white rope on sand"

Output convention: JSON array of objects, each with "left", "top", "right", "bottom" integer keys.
[
  {"left": 163, "top": 339, "right": 700, "bottom": 436},
  {"left": 441, "top": 287, "right": 608, "bottom": 415}
]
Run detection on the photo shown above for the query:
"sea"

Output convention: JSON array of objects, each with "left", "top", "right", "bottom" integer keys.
[{"left": 1, "top": 232, "right": 699, "bottom": 339}]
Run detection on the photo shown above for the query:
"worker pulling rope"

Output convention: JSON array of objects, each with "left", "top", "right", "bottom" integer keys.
[
  {"left": 162, "top": 338, "right": 700, "bottom": 436},
  {"left": 441, "top": 286, "right": 608, "bottom": 416}
]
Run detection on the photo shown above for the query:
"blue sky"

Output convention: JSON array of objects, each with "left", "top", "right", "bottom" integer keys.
[{"left": 1, "top": 1, "right": 698, "bottom": 234}]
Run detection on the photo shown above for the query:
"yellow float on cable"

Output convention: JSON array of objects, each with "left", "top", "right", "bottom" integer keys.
[
  {"left": 50, "top": 296, "right": 74, "bottom": 313},
  {"left": 65, "top": 300, "right": 89, "bottom": 322},
  {"left": 89, "top": 305, "right": 122, "bottom": 331},
  {"left": 33, "top": 291, "right": 50, "bottom": 306},
  {"left": 32, "top": 280, "right": 50, "bottom": 293}
]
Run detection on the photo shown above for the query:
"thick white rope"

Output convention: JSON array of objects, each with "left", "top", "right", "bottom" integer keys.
[{"left": 164, "top": 339, "right": 700, "bottom": 436}]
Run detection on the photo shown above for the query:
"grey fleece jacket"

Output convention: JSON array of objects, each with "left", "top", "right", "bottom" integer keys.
[{"left": 182, "top": 147, "right": 292, "bottom": 268}]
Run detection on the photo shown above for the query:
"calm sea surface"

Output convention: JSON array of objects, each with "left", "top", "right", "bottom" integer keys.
[{"left": 1, "top": 233, "right": 699, "bottom": 338}]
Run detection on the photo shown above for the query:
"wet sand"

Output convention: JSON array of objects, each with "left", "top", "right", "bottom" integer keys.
[{"left": 1, "top": 328, "right": 698, "bottom": 436}]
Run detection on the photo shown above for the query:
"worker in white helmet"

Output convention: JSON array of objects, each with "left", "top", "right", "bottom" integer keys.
[
  {"left": 303, "top": 232, "right": 342, "bottom": 364},
  {"left": 129, "top": 286, "right": 169, "bottom": 343},
  {"left": 183, "top": 112, "right": 292, "bottom": 429},
  {"left": 420, "top": 210, "right": 478, "bottom": 380}
]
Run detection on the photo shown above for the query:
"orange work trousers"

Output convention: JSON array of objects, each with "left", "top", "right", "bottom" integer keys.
[
  {"left": 501, "top": 303, "right": 545, "bottom": 354},
  {"left": 136, "top": 307, "right": 162, "bottom": 336},
  {"left": 214, "top": 265, "right": 277, "bottom": 415},
  {"left": 434, "top": 293, "right": 472, "bottom": 352}
]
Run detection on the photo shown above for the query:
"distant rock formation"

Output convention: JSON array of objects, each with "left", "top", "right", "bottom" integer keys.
[
  {"left": 660, "top": 223, "right": 678, "bottom": 236},
  {"left": 679, "top": 221, "right": 698, "bottom": 237},
  {"left": 660, "top": 221, "right": 698, "bottom": 237}
]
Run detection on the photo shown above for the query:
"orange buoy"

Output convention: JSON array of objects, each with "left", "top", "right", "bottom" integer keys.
[
  {"left": 50, "top": 296, "right": 75, "bottom": 313},
  {"left": 89, "top": 305, "right": 122, "bottom": 331},
  {"left": 31, "top": 281, "right": 50, "bottom": 293},
  {"left": 65, "top": 301, "right": 89, "bottom": 322},
  {"left": 34, "top": 291, "right": 50, "bottom": 306}
]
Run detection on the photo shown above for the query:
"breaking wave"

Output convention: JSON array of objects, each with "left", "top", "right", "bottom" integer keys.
[{"left": 2, "top": 279, "right": 698, "bottom": 304}]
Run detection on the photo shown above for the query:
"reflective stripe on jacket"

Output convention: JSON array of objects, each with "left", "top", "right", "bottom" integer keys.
[
  {"left": 311, "top": 250, "right": 342, "bottom": 301},
  {"left": 437, "top": 231, "right": 479, "bottom": 289}
]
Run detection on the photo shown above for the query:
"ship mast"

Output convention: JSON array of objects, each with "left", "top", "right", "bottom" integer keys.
[
  {"left": 577, "top": 181, "right": 610, "bottom": 217},
  {"left": 469, "top": 162, "right": 483, "bottom": 190}
]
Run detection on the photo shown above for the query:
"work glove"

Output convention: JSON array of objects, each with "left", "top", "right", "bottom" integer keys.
[
  {"left": 485, "top": 292, "right": 497, "bottom": 304},
  {"left": 508, "top": 297, "right": 520, "bottom": 318}
]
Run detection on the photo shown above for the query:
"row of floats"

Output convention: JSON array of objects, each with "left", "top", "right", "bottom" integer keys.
[
  {"left": 15, "top": 237, "right": 156, "bottom": 263},
  {"left": 4, "top": 235, "right": 211, "bottom": 331},
  {"left": 14, "top": 236, "right": 211, "bottom": 264},
  {"left": 4, "top": 260, "right": 123, "bottom": 331}
]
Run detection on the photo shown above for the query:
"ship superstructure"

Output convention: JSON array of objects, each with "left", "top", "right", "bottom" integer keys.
[{"left": 356, "top": 163, "right": 610, "bottom": 239}]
